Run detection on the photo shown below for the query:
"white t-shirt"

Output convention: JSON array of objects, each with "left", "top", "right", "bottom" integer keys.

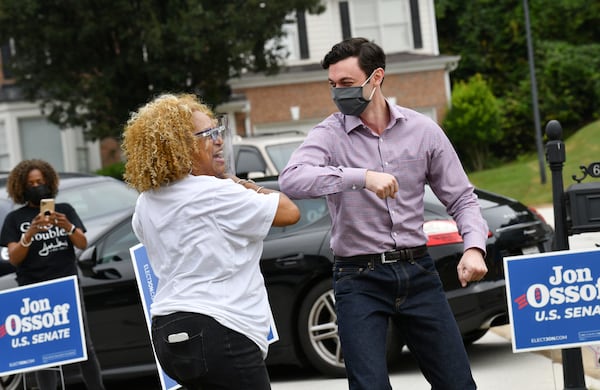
[{"left": 131, "top": 175, "right": 279, "bottom": 357}]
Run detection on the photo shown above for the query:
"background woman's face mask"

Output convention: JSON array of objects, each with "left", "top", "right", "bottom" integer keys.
[
  {"left": 24, "top": 184, "right": 52, "bottom": 206},
  {"left": 331, "top": 70, "right": 377, "bottom": 116}
]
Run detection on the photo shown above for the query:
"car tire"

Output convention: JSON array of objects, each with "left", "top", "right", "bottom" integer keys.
[
  {"left": 297, "top": 279, "right": 347, "bottom": 378},
  {"left": 0, "top": 373, "right": 24, "bottom": 390}
]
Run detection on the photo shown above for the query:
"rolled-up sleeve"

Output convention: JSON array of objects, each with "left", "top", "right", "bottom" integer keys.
[{"left": 279, "top": 128, "right": 366, "bottom": 199}]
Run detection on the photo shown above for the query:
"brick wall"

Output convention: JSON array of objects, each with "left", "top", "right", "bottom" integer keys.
[{"left": 233, "top": 68, "right": 449, "bottom": 130}]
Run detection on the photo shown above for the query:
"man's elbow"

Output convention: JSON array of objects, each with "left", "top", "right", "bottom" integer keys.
[{"left": 278, "top": 166, "right": 303, "bottom": 198}]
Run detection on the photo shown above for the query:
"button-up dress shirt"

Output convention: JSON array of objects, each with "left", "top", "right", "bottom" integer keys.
[{"left": 278, "top": 103, "right": 488, "bottom": 257}]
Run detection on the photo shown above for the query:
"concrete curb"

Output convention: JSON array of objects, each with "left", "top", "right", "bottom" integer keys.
[{"left": 491, "top": 326, "right": 600, "bottom": 388}]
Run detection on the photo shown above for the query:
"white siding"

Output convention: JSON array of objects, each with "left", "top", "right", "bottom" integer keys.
[
  {"left": 285, "top": 0, "right": 440, "bottom": 66},
  {"left": 0, "top": 101, "right": 101, "bottom": 172}
]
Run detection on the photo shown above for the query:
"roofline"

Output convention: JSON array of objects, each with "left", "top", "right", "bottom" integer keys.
[{"left": 229, "top": 53, "right": 460, "bottom": 89}]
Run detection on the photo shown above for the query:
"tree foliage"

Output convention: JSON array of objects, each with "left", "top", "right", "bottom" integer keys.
[
  {"left": 443, "top": 74, "right": 502, "bottom": 171},
  {"left": 536, "top": 41, "right": 600, "bottom": 132},
  {"left": 436, "top": 0, "right": 600, "bottom": 167},
  {"left": 0, "top": 0, "right": 324, "bottom": 140}
]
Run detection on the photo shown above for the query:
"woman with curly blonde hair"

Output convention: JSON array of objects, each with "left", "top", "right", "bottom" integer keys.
[
  {"left": 123, "top": 93, "right": 215, "bottom": 192},
  {"left": 122, "top": 93, "right": 300, "bottom": 390}
]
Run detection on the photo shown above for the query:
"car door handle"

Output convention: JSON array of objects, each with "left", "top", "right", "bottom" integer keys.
[{"left": 275, "top": 254, "right": 304, "bottom": 267}]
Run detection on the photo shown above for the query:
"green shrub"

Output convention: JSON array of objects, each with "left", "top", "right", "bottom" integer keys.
[
  {"left": 95, "top": 161, "right": 125, "bottom": 181},
  {"left": 443, "top": 74, "right": 502, "bottom": 171}
]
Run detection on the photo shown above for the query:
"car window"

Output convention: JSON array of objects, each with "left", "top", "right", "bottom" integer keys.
[
  {"left": 56, "top": 181, "right": 138, "bottom": 222},
  {"left": 269, "top": 197, "right": 329, "bottom": 235},
  {"left": 265, "top": 141, "right": 303, "bottom": 172},
  {"left": 96, "top": 219, "right": 139, "bottom": 265},
  {"left": 234, "top": 146, "right": 267, "bottom": 175}
]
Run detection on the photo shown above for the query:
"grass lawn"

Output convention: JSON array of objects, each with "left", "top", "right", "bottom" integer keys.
[{"left": 468, "top": 119, "right": 600, "bottom": 207}]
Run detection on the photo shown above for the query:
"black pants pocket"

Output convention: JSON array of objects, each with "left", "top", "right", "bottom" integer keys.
[{"left": 152, "top": 313, "right": 207, "bottom": 383}]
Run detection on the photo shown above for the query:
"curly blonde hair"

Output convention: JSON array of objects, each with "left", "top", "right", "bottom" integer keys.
[{"left": 122, "top": 93, "right": 214, "bottom": 192}]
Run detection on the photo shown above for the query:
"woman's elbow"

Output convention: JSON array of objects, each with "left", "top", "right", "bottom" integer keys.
[
  {"left": 273, "top": 202, "right": 301, "bottom": 227},
  {"left": 288, "top": 206, "right": 301, "bottom": 224}
]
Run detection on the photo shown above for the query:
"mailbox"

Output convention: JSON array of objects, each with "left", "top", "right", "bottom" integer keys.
[{"left": 565, "top": 181, "right": 600, "bottom": 234}]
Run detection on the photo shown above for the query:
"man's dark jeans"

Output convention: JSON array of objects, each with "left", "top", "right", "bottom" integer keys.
[
  {"left": 151, "top": 312, "right": 271, "bottom": 390},
  {"left": 334, "top": 254, "right": 476, "bottom": 390}
]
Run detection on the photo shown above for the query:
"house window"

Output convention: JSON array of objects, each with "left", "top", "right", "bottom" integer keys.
[
  {"left": 296, "top": 10, "right": 309, "bottom": 59},
  {"left": 19, "top": 117, "right": 65, "bottom": 171},
  {"left": 409, "top": 0, "right": 423, "bottom": 49},
  {"left": 267, "top": 11, "right": 303, "bottom": 62},
  {"left": 346, "top": 0, "right": 414, "bottom": 53},
  {"left": 340, "top": 2, "right": 352, "bottom": 40},
  {"left": 76, "top": 145, "right": 90, "bottom": 173},
  {"left": 1, "top": 39, "right": 15, "bottom": 80}
]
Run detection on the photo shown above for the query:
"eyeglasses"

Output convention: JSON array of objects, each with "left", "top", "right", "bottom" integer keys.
[{"left": 193, "top": 125, "right": 227, "bottom": 142}]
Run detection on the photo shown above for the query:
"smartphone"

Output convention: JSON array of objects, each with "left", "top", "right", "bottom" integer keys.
[
  {"left": 167, "top": 332, "right": 189, "bottom": 343},
  {"left": 40, "top": 198, "right": 55, "bottom": 216}
]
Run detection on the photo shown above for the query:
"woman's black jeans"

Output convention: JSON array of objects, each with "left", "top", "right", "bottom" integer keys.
[{"left": 151, "top": 312, "right": 271, "bottom": 390}]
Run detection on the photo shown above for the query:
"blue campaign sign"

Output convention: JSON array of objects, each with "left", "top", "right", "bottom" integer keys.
[
  {"left": 0, "top": 276, "right": 86, "bottom": 376},
  {"left": 129, "top": 243, "right": 280, "bottom": 390},
  {"left": 504, "top": 248, "right": 600, "bottom": 353},
  {"left": 129, "top": 243, "right": 181, "bottom": 390}
]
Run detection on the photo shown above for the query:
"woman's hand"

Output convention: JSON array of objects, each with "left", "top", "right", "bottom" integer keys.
[
  {"left": 49, "top": 211, "right": 73, "bottom": 233},
  {"left": 30, "top": 212, "right": 53, "bottom": 232},
  {"left": 47, "top": 211, "right": 87, "bottom": 249}
]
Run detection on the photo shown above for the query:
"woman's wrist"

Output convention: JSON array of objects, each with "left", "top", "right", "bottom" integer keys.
[
  {"left": 20, "top": 232, "right": 32, "bottom": 247},
  {"left": 235, "top": 178, "right": 256, "bottom": 185},
  {"left": 234, "top": 177, "right": 275, "bottom": 194}
]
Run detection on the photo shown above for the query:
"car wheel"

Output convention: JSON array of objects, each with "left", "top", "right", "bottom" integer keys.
[
  {"left": 0, "top": 373, "right": 24, "bottom": 390},
  {"left": 297, "top": 279, "right": 347, "bottom": 378},
  {"left": 462, "top": 329, "right": 489, "bottom": 346}
]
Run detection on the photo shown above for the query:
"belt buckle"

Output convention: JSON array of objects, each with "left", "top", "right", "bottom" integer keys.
[{"left": 381, "top": 252, "right": 397, "bottom": 264}]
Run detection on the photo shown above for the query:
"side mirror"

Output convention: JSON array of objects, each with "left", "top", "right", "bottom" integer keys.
[
  {"left": 77, "top": 245, "right": 98, "bottom": 277},
  {"left": 77, "top": 245, "right": 123, "bottom": 280}
]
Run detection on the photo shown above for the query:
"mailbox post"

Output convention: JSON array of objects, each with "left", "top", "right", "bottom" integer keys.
[{"left": 545, "top": 119, "right": 587, "bottom": 390}]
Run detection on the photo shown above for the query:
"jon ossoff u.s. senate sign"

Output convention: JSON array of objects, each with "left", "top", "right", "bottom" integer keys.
[{"left": 504, "top": 248, "right": 600, "bottom": 352}]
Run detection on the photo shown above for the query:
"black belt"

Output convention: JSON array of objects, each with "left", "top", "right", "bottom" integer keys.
[{"left": 334, "top": 245, "right": 428, "bottom": 264}]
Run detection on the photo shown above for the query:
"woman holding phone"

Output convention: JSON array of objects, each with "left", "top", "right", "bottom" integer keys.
[{"left": 0, "top": 159, "right": 106, "bottom": 390}]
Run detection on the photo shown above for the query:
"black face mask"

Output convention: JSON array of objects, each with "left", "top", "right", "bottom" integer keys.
[{"left": 24, "top": 185, "right": 52, "bottom": 206}]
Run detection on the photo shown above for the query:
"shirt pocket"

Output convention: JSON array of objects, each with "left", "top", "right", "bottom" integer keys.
[{"left": 388, "top": 157, "right": 427, "bottom": 187}]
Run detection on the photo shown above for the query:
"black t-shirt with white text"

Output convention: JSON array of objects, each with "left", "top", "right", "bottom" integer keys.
[{"left": 0, "top": 203, "right": 86, "bottom": 286}]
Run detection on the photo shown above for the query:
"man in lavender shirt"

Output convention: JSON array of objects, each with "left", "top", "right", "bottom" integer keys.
[{"left": 279, "top": 37, "right": 489, "bottom": 390}]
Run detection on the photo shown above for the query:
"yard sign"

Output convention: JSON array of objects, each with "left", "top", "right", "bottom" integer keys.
[
  {"left": 0, "top": 276, "right": 86, "bottom": 376},
  {"left": 504, "top": 247, "right": 600, "bottom": 352},
  {"left": 130, "top": 243, "right": 181, "bottom": 390}
]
